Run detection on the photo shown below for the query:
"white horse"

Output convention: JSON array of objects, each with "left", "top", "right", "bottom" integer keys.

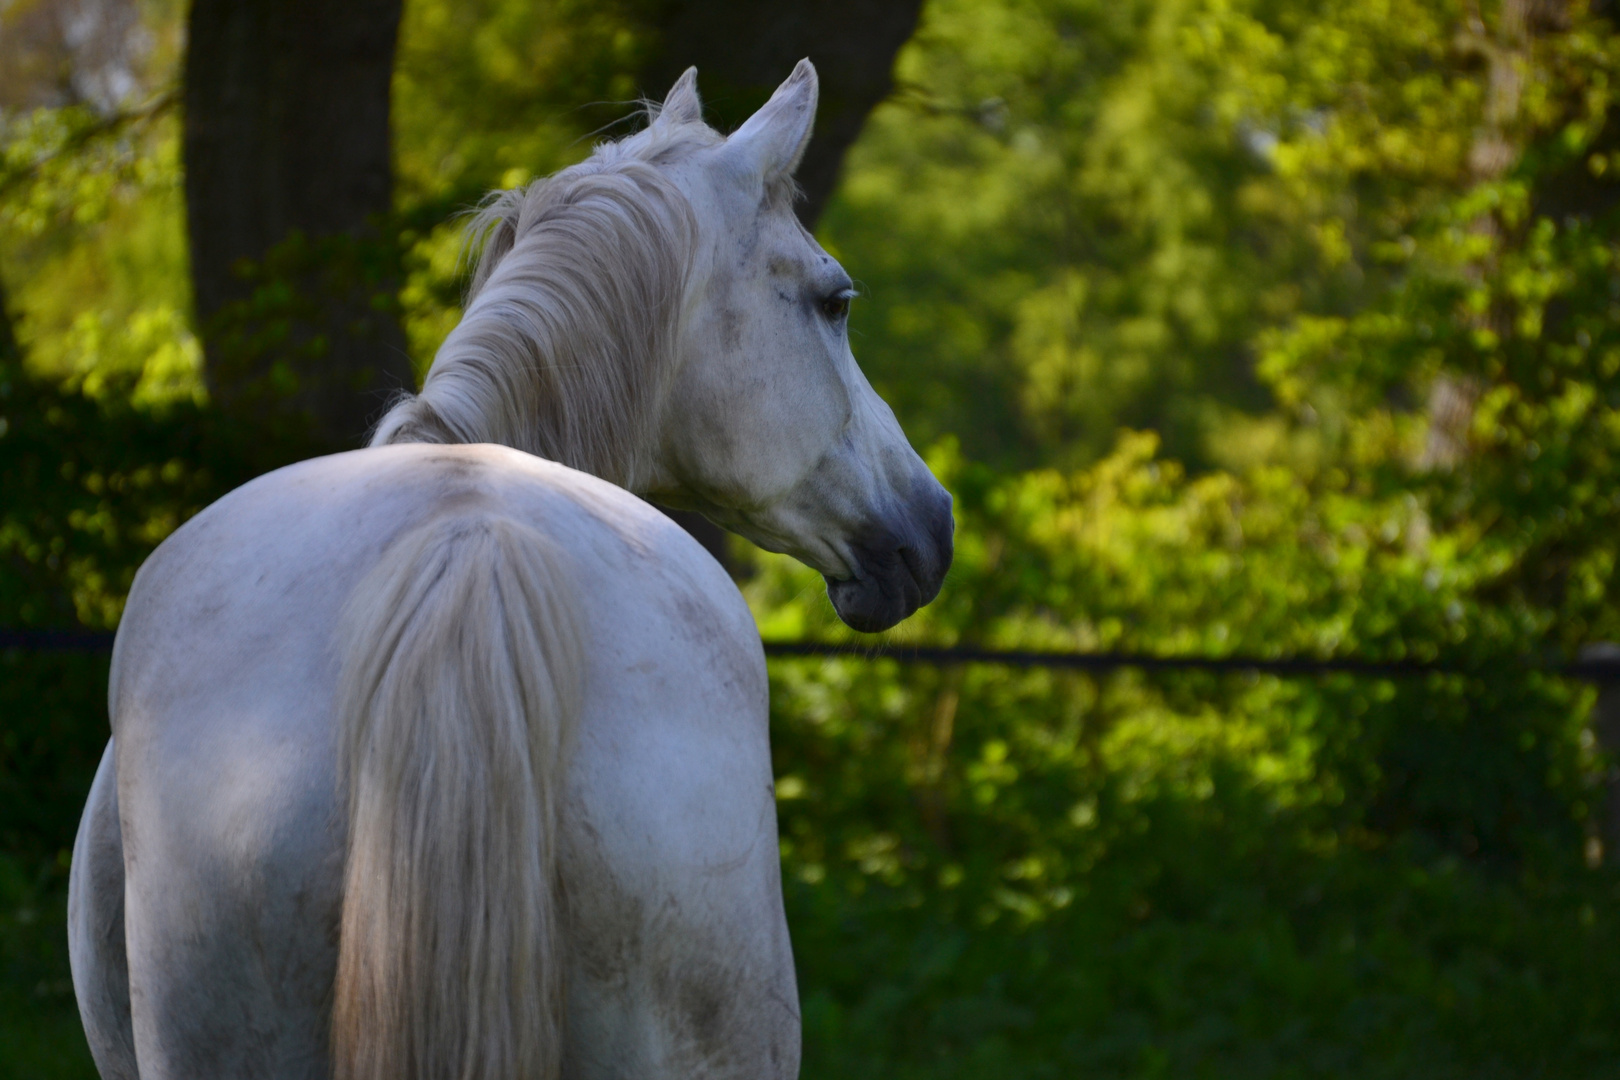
[{"left": 66, "top": 61, "right": 952, "bottom": 1080}]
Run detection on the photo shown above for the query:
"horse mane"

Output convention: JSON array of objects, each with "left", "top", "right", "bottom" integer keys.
[{"left": 370, "top": 113, "right": 726, "bottom": 489}]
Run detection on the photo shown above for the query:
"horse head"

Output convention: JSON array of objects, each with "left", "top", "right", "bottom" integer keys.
[{"left": 643, "top": 62, "right": 955, "bottom": 633}]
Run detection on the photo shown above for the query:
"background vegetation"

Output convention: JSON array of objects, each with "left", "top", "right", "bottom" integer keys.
[{"left": 7, "top": 0, "right": 1620, "bottom": 1076}]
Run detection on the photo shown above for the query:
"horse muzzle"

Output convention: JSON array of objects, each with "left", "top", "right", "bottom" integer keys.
[{"left": 825, "top": 488, "right": 954, "bottom": 633}]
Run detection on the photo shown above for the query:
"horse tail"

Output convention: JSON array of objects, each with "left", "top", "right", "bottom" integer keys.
[{"left": 332, "top": 511, "right": 583, "bottom": 1080}]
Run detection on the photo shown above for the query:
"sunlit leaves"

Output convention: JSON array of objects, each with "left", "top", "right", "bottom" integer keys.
[{"left": 824, "top": 0, "right": 1482, "bottom": 470}]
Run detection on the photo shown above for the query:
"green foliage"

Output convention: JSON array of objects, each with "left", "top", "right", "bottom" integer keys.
[
  {"left": 393, "top": 0, "right": 650, "bottom": 368},
  {"left": 0, "top": 850, "right": 93, "bottom": 1080},
  {"left": 745, "top": 0, "right": 1620, "bottom": 1073},
  {"left": 822, "top": 0, "right": 1487, "bottom": 470},
  {"left": 746, "top": 436, "right": 1614, "bottom": 1075},
  {"left": 0, "top": 656, "right": 106, "bottom": 1079},
  {"left": 2, "top": 97, "right": 196, "bottom": 399}
]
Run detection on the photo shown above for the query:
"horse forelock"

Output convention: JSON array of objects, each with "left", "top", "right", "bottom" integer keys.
[{"left": 372, "top": 119, "right": 722, "bottom": 489}]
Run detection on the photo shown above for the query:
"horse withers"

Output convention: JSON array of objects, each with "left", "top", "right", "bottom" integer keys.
[{"left": 68, "top": 61, "right": 951, "bottom": 1080}]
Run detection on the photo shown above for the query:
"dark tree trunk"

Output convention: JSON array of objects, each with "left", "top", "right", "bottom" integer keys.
[
  {"left": 183, "top": 0, "right": 413, "bottom": 451},
  {"left": 0, "top": 275, "right": 17, "bottom": 366},
  {"left": 638, "top": 0, "right": 925, "bottom": 228},
  {"left": 637, "top": 0, "right": 925, "bottom": 562}
]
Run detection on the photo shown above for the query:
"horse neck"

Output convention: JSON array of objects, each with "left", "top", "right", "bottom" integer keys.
[
  {"left": 383, "top": 280, "right": 557, "bottom": 460},
  {"left": 371, "top": 166, "right": 695, "bottom": 491}
]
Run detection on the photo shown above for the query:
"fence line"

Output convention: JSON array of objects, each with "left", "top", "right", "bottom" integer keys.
[
  {"left": 762, "top": 640, "right": 1620, "bottom": 682},
  {"left": 8, "top": 627, "right": 1620, "bottom": 682},
  {"left": 0, "top": 629, "right": 115, "bottom": 652}
]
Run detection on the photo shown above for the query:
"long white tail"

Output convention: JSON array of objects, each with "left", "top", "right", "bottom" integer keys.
[{"left": 332, "top": 512, "right": 582, "bottom": 1080}]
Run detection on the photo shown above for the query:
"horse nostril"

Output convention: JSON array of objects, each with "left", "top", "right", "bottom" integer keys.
[{"left": 897, "top": 537, "right": 945, "bottom": 607}]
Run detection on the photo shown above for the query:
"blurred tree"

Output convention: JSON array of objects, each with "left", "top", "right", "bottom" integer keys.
[
  {"left": 0, "top": 276, "right": 15, "bottom": 365},
  {"left": 183, "top": 0, "right": 414, "bottom": 449},
  {"left": 636, "top": 0, "right": 925, "bottom": 226},
  {"left": 0, "top": 0, "right": 147, "bottom": 112}
]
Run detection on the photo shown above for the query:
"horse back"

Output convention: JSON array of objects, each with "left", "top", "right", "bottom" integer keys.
[{"left": 107, "top": 443, "right": 793, "bottom": 1079}]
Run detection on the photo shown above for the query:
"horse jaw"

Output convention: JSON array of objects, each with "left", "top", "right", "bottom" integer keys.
[{"left": 644, "top": 62, "right": 955, "bottom": 633}]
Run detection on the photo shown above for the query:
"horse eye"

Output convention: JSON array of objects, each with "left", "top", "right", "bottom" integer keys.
[{"left": 820, "top": 292, "right": 851, "bottom": 320}]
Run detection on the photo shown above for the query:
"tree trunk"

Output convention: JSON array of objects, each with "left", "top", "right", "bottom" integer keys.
[
  {"left": 0, "top": 274, "right": 17, "bottom": 367},
  {"left": 637, "top": 0, "right": 925, "bottom": 228},
  {"left": 183, "top": 0, "right": 413, "bottom": 451}
]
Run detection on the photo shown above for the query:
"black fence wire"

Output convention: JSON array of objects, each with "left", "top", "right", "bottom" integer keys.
[
  {"left": 762, "top": 640, "right": 1620, "bottom": 682},
  {"left": 8, "top": 627, "right": 1620, "bottom": 682}
]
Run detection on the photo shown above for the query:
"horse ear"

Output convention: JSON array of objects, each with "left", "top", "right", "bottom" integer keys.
[
  {"left": 654, "top": 67, "right": 704, "bottom": 128},
  {"left": 723, "top": 58, "right": 818, "bottom": 180}
]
